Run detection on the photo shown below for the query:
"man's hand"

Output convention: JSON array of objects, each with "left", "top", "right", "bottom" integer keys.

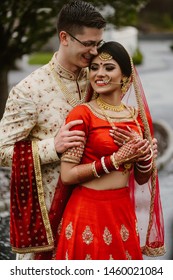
[{"left": 54, "top": 120, "right": 85, "bottom": 154}]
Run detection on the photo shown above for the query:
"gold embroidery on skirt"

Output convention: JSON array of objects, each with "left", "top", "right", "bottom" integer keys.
[
  {"left": 120, "top": 224, "right": 129, "bottom": 241},
  {"left": 65, "top": 250, "right": 69, "bottom": 260},
  {"left": 65, "top": 222, "right": 73, "bottom": 240},
  {"left": 103, "top": 227, "right": 112, "bottom": 245},
  {"left": 126, "top": 250, "right": 132, "bottom": 260},
  {"left": 85, "top": 254, "right": 92, "bottom": 260},
  {"left": 82, "top": 226, "right": 94, "bottom": 245}
]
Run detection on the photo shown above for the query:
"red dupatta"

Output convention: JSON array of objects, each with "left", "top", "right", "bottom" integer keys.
[
  {"left": 127, "top": 65, "right": 165, "bottom": 256},
  {"left": 10, "top": 140, "right": 73, "bottom": 258}
]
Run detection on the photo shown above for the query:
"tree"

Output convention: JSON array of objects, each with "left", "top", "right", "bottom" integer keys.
[{"left": 0, "top": 0, "right": 147, "bottom": 119}]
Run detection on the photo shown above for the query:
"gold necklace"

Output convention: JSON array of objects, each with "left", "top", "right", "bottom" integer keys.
[
  {"left": 49, "top": 62, "right": 89, "bottom": 107},
  {"left": 96, "top": 98, "right": 117, "bottom": 129},
  {"left": 96, "top": 97, "right": 143, "bottom": 138},
  {"left": 97, "top": 96, "right": 125, "bottom": 112}
]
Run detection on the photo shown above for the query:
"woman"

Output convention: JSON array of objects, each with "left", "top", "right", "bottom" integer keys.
[{"left": 54, "top": 41, "right": 165, "bottom": 260}]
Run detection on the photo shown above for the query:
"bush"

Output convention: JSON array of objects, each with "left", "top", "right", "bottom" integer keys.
[{"left": 132, "top": 48, "right": 143, "bottom": 65}]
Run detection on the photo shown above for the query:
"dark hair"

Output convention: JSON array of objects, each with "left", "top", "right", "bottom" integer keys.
[
  {"left": 57, "top": 0, "right": 106, "bottom": 35},
  {"left": 96, "top": 41, "right": 132, "bottom": 77}
]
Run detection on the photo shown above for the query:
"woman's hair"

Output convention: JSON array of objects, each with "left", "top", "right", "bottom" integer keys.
[
  {"left": 57, "top": 0, "right": 106, "bottom": 35},
  {"left": 96, "top": 41, "right": 132, "bottom": 77}
]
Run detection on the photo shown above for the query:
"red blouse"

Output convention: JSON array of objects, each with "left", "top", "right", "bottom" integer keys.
[{"left": 65, "top": 104, "right": 144, "bottom": 165}]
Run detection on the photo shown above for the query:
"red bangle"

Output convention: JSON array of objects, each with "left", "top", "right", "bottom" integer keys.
[
  {"left": 104, "top": 156, "right": 115, "bottom": 171},
  {"left": 95, "top": 160, "right": 104, "bottom": 176}
]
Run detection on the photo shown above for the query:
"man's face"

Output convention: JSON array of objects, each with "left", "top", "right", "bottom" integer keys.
[{"left": 66, "top": 27, "right": 104, "bottom": 69}]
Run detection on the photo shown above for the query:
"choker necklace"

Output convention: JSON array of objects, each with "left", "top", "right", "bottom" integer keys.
[{"left": 97, "top": 96, "right": 125, "bottom": 112}]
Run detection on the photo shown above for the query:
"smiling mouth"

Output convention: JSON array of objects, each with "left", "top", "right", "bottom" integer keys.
[{"left": 96, "top": 78, "right": 111, "bottom": 85}]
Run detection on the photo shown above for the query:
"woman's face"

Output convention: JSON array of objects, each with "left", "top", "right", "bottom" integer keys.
[{"left": 89, "top": 55, "right": 123, "bottom": 95}]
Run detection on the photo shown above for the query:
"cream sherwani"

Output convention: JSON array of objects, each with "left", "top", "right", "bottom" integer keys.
[{"left": 0, "top": 52, "right": 90, "bottom": 259}]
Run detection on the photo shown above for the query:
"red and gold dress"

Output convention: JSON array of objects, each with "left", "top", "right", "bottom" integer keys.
[{"left": 55, "top": 103, "right": 144, "bottom": 260}]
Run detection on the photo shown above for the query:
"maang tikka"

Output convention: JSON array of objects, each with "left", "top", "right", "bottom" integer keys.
[{"left": 99, "top": 52, "right": 112, "bottom": 61}]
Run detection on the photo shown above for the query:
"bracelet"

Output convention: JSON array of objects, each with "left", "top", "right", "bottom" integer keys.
[
  {"left": 104, "top": 156, "right": 115, "bottom": 171},
  {"left": 136, "top": 164, "right": 153, "bottom": 173},
  {"left": 144, "top": 148, "right": 153, "bottom": 161},
  {"left": 92, "top": 161, "right": 101, "bottom": 178},
  {"left": 136, "top": 161, "right": 152, "bottom": 169},
  {"left": 110, "top": 153, "right": 119, "bottom": 170},
  {"left": 101, "top": 157, "right": 110, "bottom": 174}
]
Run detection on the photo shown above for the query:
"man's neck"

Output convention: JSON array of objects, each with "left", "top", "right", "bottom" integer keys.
[{"left": 55, "top": 51, "right": 81, "bottom": 77}]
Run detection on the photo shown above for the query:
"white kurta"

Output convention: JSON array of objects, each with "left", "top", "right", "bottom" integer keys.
[{"left": 0, "top": 52, "right": 90, "bottom": 259}]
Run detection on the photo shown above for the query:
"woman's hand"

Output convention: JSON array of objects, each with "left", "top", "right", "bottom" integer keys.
[
  {"left": 114, "top": 138, "right": 151, "bottom": 165},
  {"left": 110, "top": 126, "right": 157, "bottom": 159}
]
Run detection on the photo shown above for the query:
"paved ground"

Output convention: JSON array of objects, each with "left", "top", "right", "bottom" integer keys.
[{"left": 0, "top": 39, "right": 173, "bottom": 260}]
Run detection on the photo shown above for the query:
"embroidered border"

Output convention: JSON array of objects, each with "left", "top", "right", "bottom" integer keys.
[{"left": 32, "top": 141, "right": 54, "bottom": 248}]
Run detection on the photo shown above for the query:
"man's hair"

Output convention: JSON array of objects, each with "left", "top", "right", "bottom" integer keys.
[{"left": 57, "top": 0, "right": 106, "bottom": 35}]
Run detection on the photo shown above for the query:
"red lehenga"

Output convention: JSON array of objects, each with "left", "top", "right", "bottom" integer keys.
[
  {"left": 55, "top": 186, "right": 142, "bottom": 260},
  {"left": 54, "top": 102, "right": 164, "bottom": 260}
]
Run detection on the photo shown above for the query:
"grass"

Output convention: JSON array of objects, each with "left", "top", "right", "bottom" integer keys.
[
  {"left": 28, "top": 49, "right": 143, "bottom": 66},
  {"left": 28, "top": 52, "right": 53, "bottom": 65}
]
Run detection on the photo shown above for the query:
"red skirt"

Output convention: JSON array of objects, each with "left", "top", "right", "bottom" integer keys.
[{"left": 55, "top": 186, "right": 143, "bottom": 260}]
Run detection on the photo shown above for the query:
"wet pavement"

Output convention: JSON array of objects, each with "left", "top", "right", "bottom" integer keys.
[{"left": 0, "top": 38, "right": 173, "bottom": 260}]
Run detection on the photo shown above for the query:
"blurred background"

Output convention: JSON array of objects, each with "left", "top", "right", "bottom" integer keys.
[{"left": 0, "top": 0, "right": 173, "bottom": 260}]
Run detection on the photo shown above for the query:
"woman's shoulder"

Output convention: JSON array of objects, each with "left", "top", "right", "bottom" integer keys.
[{"left": 66, "top": 103, "right": 92, "bottom": 121}]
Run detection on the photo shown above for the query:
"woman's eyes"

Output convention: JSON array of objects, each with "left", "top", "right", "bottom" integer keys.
[
  {"left": 90, "top": 65, "right": 98, "bottom": 71},
  {"left": 90, "top": 65, "right": 115, "bottom": 71}
]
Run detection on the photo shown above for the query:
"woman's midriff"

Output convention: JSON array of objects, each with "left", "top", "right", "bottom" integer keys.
[{"left": 83, "top": 170, "right": 130, "bottom": 191}]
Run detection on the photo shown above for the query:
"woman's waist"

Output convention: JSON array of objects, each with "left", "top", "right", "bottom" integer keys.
[{"left": 83, "top": 170, "right": 130, "bottom": 191}]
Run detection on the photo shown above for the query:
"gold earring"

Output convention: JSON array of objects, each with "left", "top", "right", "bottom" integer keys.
[{"left": 121, "top": 76, "right": 131, "bottom": 94}]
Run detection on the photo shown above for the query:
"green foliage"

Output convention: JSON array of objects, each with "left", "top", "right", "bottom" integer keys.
[
  {"left": 91, "top": 0, "right": 148, "bottom": 27},
  {"left": 0, "top": 0, "right": 148, "bottom": 71},
  {"left": 28, "top": 52, "right": 53, "bottom": 65},
  {"left": 132, "top": 48, "right": 143, "bottom": 65},
  {"left": 0, "top": 0, "right": 63, "bottom": 70}
]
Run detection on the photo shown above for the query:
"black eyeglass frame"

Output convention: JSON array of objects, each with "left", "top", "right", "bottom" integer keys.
[{"left": 66, "top": 32, "right": 105, "bottom": 49}]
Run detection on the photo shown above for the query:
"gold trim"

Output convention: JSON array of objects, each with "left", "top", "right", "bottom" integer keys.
[
  {"left": 84, "top": 103, "right": 137, "bottom": 123},
  {"left": 32, "top": 141, "right": 54, "bottom": 248},
  {"left": 12, "top": 244, "right": 54, "bottom": 254},
  {"left": 142, "top": 245, "right": 166, "bottom": 257}
]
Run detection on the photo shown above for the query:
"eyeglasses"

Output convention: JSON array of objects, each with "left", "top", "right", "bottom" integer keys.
[{"left": 67, "top": 32, "right": 105, "bottom": 49}]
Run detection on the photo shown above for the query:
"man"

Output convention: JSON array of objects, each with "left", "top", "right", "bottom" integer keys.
[{"left": 0, "top": 0, "right": 106, "bottom": 260}]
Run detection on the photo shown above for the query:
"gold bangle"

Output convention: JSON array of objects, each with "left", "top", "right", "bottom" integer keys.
[
  {"left": 110, "top": 153, "right": 119, "bottom": 170},
  {"left": 91, "top": 161, "right": 101, "bottom": 178}
]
